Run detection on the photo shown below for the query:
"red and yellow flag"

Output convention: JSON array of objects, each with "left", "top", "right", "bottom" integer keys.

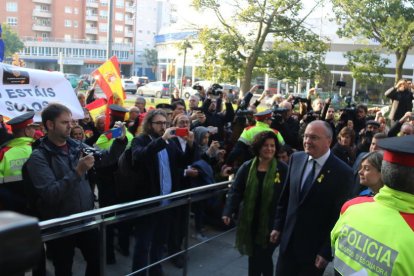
[
  {"left": 85, "top": 98, "right": 107, "bottom": 122},
  {"left": 91, "top": 56, "right": 126, "bottom": 106}
]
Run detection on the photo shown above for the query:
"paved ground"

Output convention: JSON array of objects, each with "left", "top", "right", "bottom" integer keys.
[{"left": 30, "top": 224, "right": 335, "bottom": 276}]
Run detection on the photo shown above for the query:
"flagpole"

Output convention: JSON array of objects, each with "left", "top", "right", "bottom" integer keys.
[{"left": 106, "top": 0, "right": 114, "bottom": 60}]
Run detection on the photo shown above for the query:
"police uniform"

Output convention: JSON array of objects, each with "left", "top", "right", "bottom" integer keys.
[
  {"left": 331, "top": 135, "right": 414, "bottom": 276},
  {"left": 0, "top": 112, "right": 36, "bottom": 213},
  {"left": 239, "top": 110, "right": 285, "bottom": 146},
  {"left": 94, "top": 104, "right": 132, "bottom": 263},
  {"left": 95, "top": 104, "right": 134, "bottom": 149}
]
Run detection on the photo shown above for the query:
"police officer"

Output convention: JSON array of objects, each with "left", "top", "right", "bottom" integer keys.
[
  {"left": 224, "top": 110, "right": 285, "bottom": 174},
  {"left": 331, "top": 135, "right": 414, "bottom": 276},
  {"left": 0, "top": 112, "right": 36, "bottom": 213},
  {"left": 95, "top": 104, "right": 134, "bottom": 263}
]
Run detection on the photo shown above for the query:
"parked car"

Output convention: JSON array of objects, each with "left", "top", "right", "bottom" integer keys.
[
  {"left": 130, "top": 76, "right": 149, "bottom": 88},
  {"left": 64, "top": 73, "right": 89, "bottom": 90},
  {"left": 137, "top": 81, "right": 174, "bottom": 98},
  {"left": 121, "top": 79, "right": 137, "bottom": 94}
]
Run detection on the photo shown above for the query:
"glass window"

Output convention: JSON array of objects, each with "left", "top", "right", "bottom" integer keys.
[
  {"left": 115, "top": 0, "right": 124, "bottom": 8},
  {"left": 7, "top": 17, "right": 17, "bottom": 26},
  {"left": 64, "top": 7, "right": 72, "bottom": 13},
  {"left": 74, "top": 21, "right": 78, "bottom": 28},
  {"left": 115, "top": 25, "right": 123, "bottom": 32},
  {"left": 99, "top": 10, "right": 108, "bottom": 18},
  {"left": 64, "top": 20, "right": 72, "bottom": 27},
  {"left": 115, "top": 12, "right": 123, "bottom": 21},
  {"left": 74, "top": 8, "right": 79, "bottom": 14},
  {"left": 30, "top": 46, "right": 38, "bottom": 55},
  {"left": 6, "top": 2, "right": 18, "bottom": 12},
  {"left": 99, "top": 23, "right": 107, "bottom": 32}
]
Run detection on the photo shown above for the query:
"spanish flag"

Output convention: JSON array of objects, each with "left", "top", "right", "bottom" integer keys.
[
  {"left": 85, "top": 98, "right": 107, "bottom": 122},
  {"left": 91, "top": 56, "right": 126, "bottom": 106}
]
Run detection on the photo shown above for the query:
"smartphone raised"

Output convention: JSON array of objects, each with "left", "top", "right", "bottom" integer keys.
[
  {"left": 171, "top": 128, "right": 189, "bottom": 137},
  {"left": 104, "top": 127, "right": 122, "bottom": 139}
]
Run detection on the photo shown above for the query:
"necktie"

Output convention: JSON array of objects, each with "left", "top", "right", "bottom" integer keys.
[{"left": 301, "top": 159, "right": 316, "bottom": 199}]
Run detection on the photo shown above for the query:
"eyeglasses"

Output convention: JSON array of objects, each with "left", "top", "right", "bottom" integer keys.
[{"left": 152, "top": 121, "right": 167, "bottom": 126}]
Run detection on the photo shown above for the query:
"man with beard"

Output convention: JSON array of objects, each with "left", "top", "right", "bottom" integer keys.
[
  {"left": 131, "top": 109, "right": 194, "bottom": 275},
  {"left": 25, "top": 103, "right": 127, "bottom": 275}
]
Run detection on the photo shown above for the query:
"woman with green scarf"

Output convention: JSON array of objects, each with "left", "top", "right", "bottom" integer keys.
[{"left": 222, "top": 131, "right": 288, "bottom": 276}]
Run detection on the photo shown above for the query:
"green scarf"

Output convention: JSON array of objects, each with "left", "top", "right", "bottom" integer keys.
[{"left": 235, "top": 157, "right": 278, "bottom": 256}]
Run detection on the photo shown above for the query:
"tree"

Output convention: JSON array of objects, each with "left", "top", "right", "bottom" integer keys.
[
  {"left": 344, "top": 48, "right": 390, "bottom": 88},
  {"left": 1, "top": 24, "right": 24, "bottom": 59},
  {"left": 331, "top": 0, "right": 414, "bottom": 83},
  {"left": 143, "top": 48, "right": 158, "bottom": 73},
  {"left": 193, "top": 0, "right": 322, "bottom": 94},
  {"left": 259, "top": 33, "right": 329, "bottom": 83}
]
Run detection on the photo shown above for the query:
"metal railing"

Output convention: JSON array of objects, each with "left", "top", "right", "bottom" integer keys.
[{"left": 39, "top": 181, "right": 233, "bottom": 276}]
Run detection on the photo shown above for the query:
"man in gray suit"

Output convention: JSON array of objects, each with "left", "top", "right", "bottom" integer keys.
[{"left": 270, "top": 120, "right": 353, "bottom": 276}]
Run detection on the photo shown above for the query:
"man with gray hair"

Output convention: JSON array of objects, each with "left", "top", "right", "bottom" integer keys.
[
  {"left": 134, "top": 96, "right": 147, "bottom": 113},
  {"left": 331, "top": 135, "right": 414, "bottom": 275},
  {"left": 270, "top": 120, "right": 353, "bottom": 275}
]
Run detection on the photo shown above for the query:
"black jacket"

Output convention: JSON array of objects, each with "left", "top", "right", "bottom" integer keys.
[
  {"left": 201, "top": 99, "right": 235, "bottom": 141},
  {"left": 131, "top": 134, "right": 189, "bottom": 199},
  {"left": 273, "top": 151, "right": 353, "bottom": 262},
  {"left": 25, "top": 137, "right": 126, "bottom": 220}
]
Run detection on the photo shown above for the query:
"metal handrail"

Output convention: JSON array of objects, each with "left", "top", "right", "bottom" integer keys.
[
  {"left": 38, "top": 180, "right": 233, "bottom": 276},
  {"left": 39, "top": 180, "right": 231, "bottom": 230}
]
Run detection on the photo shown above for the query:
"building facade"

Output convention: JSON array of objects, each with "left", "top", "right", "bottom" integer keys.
[{"left": 0, "top": 0, "right": 135, "bottom": 75}]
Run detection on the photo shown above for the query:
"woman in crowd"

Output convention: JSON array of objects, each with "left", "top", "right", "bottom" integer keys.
[
  {"left": 222, "top": 131, "right": 288, "bottom": 276},
  {"left": 332, "top": 127, "right": 356, "bottom": 167},
  {"left": 70, "top": 125, "right": 85, "bottom": 142},
  {"left": 358, "top": 151, "right": 384, "bottom": 196}
]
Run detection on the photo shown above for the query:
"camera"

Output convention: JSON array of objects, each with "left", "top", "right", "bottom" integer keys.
[
  {"left": 192, "top": 84, "right": 203, "bottom": 91},
  {"left": 209, "top": 83, "right": 223, "bottom": 96},
  {"left": 303, "top": 111, "right": 319, "bottom": 124},
  {"left": 271, "top": 107, "right": 288, "bottom": 124},
  {"left": 82, "top": 147, "right": 103, "bottom": 160},
  {"left": 339, "top": 106, "right": 356, "bottom": 122},
  {"left": 293, "top": 96, "right": 308, "bottom": 106}
]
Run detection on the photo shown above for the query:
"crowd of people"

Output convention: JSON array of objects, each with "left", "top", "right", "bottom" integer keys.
[{"left": 0, "top": 78, "right": 414, "bottom": 276}]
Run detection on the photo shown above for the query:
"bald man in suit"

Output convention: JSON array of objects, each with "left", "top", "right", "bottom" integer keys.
[{"left": 270, "top": 120, "right": 353, "bottom": 275}]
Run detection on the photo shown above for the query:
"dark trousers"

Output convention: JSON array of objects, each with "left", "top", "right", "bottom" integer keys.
[
  {"left": 132, "top": 213, "right": 171, "bottom": 276},
  {"left": 46, "top": 229, "right": 100, "bottom": 276},
  {"left": 276, "top": 251, "right": 325, "bottom": 276},
  {"left": 117, "top": 220, "right": 134, "bottom": 254},
  {"left": 193, "top": 200, "right": 206, "bottom": 232},
  {"left": 248, "top": 243, "right": 277, "bottom": 276},
  {"left": 168, "top": 206, "right": 187, "bottom": 255}
]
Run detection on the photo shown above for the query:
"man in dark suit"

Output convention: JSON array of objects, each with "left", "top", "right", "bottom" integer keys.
[
  {"left": 130, "top": 109, "right": 194, "bottom": 275},
  {"left": 270, "top": 120, "right": 353, "bottom": 275}
]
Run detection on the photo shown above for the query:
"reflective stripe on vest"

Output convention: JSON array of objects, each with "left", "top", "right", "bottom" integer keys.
[{"left": 0, "top": 174, "right": 23, "bottom": 184}]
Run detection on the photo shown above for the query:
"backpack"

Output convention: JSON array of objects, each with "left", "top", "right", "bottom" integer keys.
[{"left": 114, "top": 147, "right": 142, "bottom": 203}]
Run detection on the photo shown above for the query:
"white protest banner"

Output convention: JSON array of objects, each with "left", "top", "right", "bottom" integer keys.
[{"left": 0, "top": 62, "right": 84, "bottom": 122}]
